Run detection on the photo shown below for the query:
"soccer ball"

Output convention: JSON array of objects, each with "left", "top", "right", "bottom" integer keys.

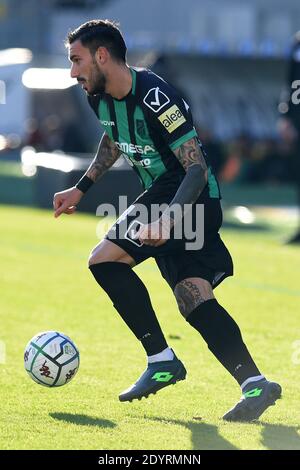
[{"left": 24, "top": 331, "right": 80, "bottom": 387}]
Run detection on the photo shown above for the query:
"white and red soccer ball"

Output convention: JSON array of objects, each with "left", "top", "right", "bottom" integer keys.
[{"left": 24, "top": 331, "right": 79, "bottom": 387}]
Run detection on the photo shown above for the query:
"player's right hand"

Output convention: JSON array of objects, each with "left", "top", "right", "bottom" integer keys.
[{"left": 53, "top": 187, "right": 84, "bottom": 218}]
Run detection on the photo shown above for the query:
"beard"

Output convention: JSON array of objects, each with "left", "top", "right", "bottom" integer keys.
[{"left": 81, "top": 60, "right": 106, "bottom": 95}]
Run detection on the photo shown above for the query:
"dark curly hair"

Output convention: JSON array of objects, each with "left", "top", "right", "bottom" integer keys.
[{"left": 66, "top": 19, "right": 127, "bottom": 62}]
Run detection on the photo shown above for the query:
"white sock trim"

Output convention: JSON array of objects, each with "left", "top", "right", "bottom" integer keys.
[
  {"left": 148, "top": 347, "right": 174, "bottom": 364},
  {"left": 241, "top": 375, "right": 266, "bottom": 391}
]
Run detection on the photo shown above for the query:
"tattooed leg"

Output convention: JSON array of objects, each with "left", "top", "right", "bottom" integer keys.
[{"left": 174, "top": 277, "right": 214, "bottom": 318}]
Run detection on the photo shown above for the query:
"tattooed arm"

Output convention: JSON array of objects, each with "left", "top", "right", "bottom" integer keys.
[
  {"left": 53, "top": 133, "right": 121, "bottom": 218},
  {"left": 138, "top": 137, "right": 208, "bottom": 245},
  {"left": 160, "top": 137, "right": 208, "bottom": 228},
  {"left": 170, "top": 136, "right": 208, "bottom": 205},
  {"left": 85, "top": 133, "right": 121, "bottom": 182}
]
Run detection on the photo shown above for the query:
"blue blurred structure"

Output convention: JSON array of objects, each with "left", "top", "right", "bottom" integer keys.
[
  {"left": 0, "top": 0, "right": 299, "bottom": 212},
  {"left": 1, "top": 0, "right": 299, "bottom": 139}
]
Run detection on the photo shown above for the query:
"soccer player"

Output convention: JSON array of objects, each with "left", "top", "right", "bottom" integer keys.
[{"left": 53, "top": 20, "right": 281, "bottom": 421}]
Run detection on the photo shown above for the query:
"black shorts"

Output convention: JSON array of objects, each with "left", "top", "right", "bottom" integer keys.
[{"left": 105, "top": 174, "right": 233, "bottom": 290}]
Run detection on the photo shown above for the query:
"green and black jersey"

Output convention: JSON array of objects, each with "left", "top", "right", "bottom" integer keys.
[{"left": 87, "top": 67, "right": 220, "bottom": 198}]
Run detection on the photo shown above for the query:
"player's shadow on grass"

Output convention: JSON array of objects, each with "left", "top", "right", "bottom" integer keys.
[
  {"left": 260, "top": 423, "right": 300, "bottom": 450},
  {"left": 50, "top": 413, "right": 116, "bottom": 429},
  {"left": 147, "top": 417, "right": 239, "bottom": 450}
]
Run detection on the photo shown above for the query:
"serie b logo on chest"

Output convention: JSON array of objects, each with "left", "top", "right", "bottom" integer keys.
[{"left": 135, "top": 119, "right": 148, "bottom": 139}]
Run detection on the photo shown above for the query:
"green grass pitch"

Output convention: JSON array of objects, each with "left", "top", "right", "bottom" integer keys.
[{"left": 1, "top": 204, "right": 300, "bottom": 450}]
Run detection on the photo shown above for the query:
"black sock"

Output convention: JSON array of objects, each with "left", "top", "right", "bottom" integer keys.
[
  {"left": 89, "top": 262, "right": 168, "bottom": 356},
  {"left": 186, "top": 299, "right": 261, "bottom": 385}
]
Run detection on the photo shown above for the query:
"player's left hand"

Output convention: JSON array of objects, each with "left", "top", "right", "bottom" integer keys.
[{"left": 137, "top": 219, "right": 171, "bottom": 247}]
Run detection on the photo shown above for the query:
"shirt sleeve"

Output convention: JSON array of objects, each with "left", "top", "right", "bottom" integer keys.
[{"left": 142, "top": 78, "right": 197, "bottom": 150}]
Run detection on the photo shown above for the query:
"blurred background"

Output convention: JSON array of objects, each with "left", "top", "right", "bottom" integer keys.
[
  {"left": 0, "top": 0, "right": 300, "bottom": 240},
  {"left": 1, "top": 2, "right": 300, "bottom": 451}
]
